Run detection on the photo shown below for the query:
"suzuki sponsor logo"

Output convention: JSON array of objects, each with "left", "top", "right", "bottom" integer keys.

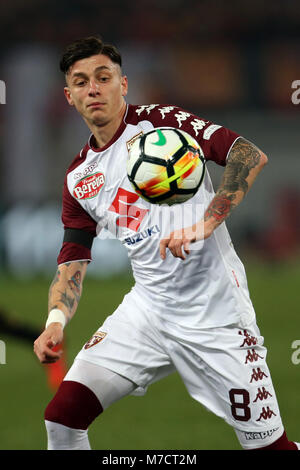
[
  {"left": 123, "top": 224, "right": 161, "bottom": 245},
  {"left": 73, "top": 172, "right": 105, "bottom": 199}
]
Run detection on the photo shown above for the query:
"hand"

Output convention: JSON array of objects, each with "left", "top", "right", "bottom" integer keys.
[
  {"left": 159, "top": 219, "right": 216, "bottom": 260},
  {"left": 34, "top": 323, "right": 64, "bottom": 364}
]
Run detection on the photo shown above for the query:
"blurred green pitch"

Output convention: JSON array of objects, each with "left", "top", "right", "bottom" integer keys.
[{"left": 0, "top": 261, "right": 299, "bottom": 450}]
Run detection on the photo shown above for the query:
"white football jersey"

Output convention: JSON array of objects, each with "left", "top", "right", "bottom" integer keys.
[{"left": 58, "top": 103, "right": 256, "bottom": 328}]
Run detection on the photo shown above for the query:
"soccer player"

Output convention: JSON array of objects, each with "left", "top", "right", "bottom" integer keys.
[{"left": 33, "top": 36, "right": 299, "bottom": 450}]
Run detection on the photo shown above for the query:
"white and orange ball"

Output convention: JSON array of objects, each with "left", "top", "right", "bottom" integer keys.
[{"left": 127, "top": 127, "right": 205, "bottom": 205}]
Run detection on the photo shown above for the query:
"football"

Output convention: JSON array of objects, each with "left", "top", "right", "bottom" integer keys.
[{"left": 127, "top": 127, "right": 205, "bottom": 205}]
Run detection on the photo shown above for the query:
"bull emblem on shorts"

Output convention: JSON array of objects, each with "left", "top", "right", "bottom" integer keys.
[{"left": 84, "top": 331, "right": 107, "bottom": 349}]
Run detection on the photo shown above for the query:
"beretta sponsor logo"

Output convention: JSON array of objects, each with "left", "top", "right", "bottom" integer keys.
[{"left": 73, "top": 172, "right": 105, "bottom": 200}]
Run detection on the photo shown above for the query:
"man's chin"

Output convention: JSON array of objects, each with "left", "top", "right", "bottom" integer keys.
[
  {"left": 86, "top": 113, "right": 107, "bottom": 127},
  {"left": 93, "top": 118, "right": 108, "bottom": 127}
]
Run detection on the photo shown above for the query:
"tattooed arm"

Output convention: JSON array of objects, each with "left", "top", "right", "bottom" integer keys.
[
  {"left": 203, "top": 137, "right": 268, "bottom": 237},
  {"left": 160, "top": 138, "right": 268, "bottom": 260},
  {"left": 48, "top": 261, "right": 87, "bottom": 323},
  {"left": 34, "top": 261, "right": 88, "bottom": 363}
]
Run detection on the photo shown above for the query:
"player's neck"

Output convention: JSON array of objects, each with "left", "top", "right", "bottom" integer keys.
[{"left": 87, "top": 101, "right": 127, "bottom": 150}]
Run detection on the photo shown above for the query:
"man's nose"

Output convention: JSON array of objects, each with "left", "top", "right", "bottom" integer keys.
[{"left": 88, "top": 80, "right": 100, "bottom": 96}]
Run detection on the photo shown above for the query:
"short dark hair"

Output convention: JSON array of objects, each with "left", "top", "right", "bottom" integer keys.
[{"left": 59, "top": 36, "right": 122, "bottom": 75}]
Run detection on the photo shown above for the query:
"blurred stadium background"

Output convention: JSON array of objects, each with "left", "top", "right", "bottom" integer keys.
[{"left": 0, "top": 0, "right": 299, "bottom": 450}]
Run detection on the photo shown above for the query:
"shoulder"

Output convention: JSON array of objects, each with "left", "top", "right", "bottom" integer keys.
[
  {"left": 125, "top": 103, "right": 241, "bottom": 166},
  {"left": 125, "top": 103, "right": 201, "bottom": 127},
  {"left": 125, "top": 103, "right": 211, "bottom": 140}
]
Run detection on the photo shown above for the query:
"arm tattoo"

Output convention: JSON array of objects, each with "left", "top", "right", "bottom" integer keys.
[
  {"left": 58, "top": 289, "right": 75, "bottom": 311},
  {"left": 205, "top": 193, "right": 235, "bottom": 222},
  {"left": 205, "top": 138, "right": 262, "bottom": 224},
  {"left": 58, "top": 270, "right": 83, "bottom": 314},
  {"left": 67, "top": 271, "right": 82, "bottom": 303},
  {"left": 220, "top": 137, "right": 261, "bottom": 195},
  {"left": 48, "top": 264, "right": 85, "bottom": 318}
]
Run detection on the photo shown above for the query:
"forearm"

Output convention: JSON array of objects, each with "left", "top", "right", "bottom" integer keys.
[
  {"left": 160, "top": 137, "right": 268, "bottom": 259},
  {"left": 204, "top": 137, "right": 268, "bottom": 232},
  {"left": 48, "top": 261, "right": 88, "bottom": 325}
]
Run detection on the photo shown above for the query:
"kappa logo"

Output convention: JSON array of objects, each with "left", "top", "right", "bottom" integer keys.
[
  {"left": 239, "top": 330, "right": 258, "bottom": 347},
  {"left": 74, "top": 162, "right": 98, "bottom": 180},
  {"left": 84, "top": 331, "right": 107, "bottom": 349},
  {"left": 73, "top": 172, "right": 105, "bottom": 200},
  {"left": 256, "top": 406, "right": 277, "bottom": 422},
  {"left": 245, "top": 349, "right": 264, "bottom": 364},
  {"left": 245, "top": 428, "right": 279, "bottom": 441}
]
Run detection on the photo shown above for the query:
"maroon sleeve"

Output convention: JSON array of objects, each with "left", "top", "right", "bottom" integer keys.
[
  {"left": 200, "top": 125, "right": 240, "bottom": 166},
  {"left": 57, "top": 173, "right": 97, "bottom": 265},
  {"left": 127, "top": 104, "right": 241, "bottom": 166}
]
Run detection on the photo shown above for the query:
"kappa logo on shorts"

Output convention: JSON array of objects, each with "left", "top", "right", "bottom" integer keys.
[
  {"left": 84, "top": 331, "right": 107, "bottom": 349},
  {"left": 244, "top": 427, "right": 279, "bottom": 441},
  {"left": 239, "top": 330, "right": 258, "bottom": 347}
]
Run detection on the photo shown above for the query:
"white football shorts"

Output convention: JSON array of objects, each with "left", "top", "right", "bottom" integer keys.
[{"left": 74, "top": 287, "right": 284, "bottom": 449}]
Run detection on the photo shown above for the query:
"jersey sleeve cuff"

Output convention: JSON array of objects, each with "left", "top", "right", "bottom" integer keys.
[{"left": 57, "top": 242, "right": 93, "bottom": 265}]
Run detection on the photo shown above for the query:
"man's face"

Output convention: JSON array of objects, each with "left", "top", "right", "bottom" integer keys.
[{"left": 64, "top": 54, "right": 128, "bottom": 127}]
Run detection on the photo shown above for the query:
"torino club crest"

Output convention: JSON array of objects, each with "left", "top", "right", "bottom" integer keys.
[{"left": 84, "top": 331, "right": 107, "bottom": 349}]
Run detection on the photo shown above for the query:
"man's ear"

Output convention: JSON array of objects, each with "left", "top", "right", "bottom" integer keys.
[
  {"left": 121, "top": 76, "right": 128, "bottom": 97},
  {"left": 64, "top": 87, "right": 74, "bottom": 106}
]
